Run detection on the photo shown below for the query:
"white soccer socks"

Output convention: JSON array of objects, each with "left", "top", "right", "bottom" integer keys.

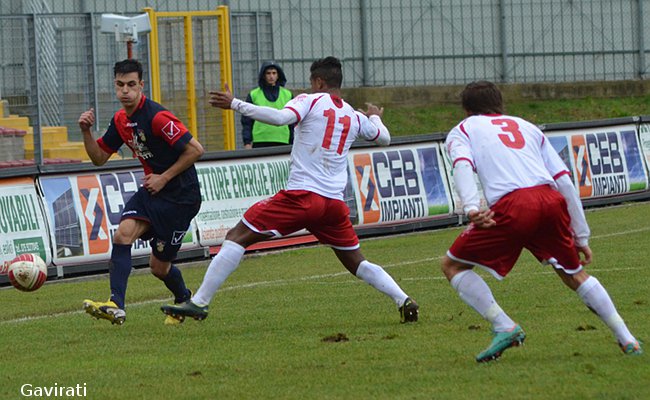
[
  {"left": 576, "top": 276, "right": 637, "bottom": 345},
  {"left": 192, "top": 240, "right": 246, "bottom": 306},
  {"left": 356, "top": 260, "right": 409, "bottom": 307},
  {"left": 450, "top": 269, "right": 516, "bottom": 332}
]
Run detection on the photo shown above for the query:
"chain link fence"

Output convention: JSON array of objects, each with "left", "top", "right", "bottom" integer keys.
[
  {"left": 0, "top": 13, "right": 149, "bottom": 164},
  {"left": 0, "top": 1, "right": 649, "bottom": 163},
  {"left": 229, "top": 0, "right": 649, "bottom": 88},
  {"left": 153, "top": 14, "right": 225, "bottom": 151}
]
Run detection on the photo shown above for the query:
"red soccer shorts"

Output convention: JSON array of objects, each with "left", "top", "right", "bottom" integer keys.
[
  {"left": 447, "top": 185, "right": 582, "bottom": 279},
  {"left": 242, "top": 190, "right": 360, "bottom": 249}
]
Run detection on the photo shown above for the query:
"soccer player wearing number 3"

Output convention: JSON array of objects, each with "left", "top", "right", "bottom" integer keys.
[
  {"left": 442, "top": 81, "right": 642, "bottom": 362},
  {"left": 161, "top": 56, "right": 419, "bottom": 324}
]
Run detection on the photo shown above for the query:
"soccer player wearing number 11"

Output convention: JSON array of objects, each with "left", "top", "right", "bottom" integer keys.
[
  {"left": 161, "top": 56, "right": 418, "bottom": 324},
  {"left": 442, "top": 81, "right": 641, "bottom": 362}
]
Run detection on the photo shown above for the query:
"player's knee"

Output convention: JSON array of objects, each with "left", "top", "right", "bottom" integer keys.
[
  {"left": 112, "top": 230, "right": 131, "bottom": 245},
  {"left": 441, "top": 256, "right": 461, "bottom": 280},
  {"left": 149, "top": 261, "right": 170, "bottom": 279},
  {"left": 224, "top": 221, "right": 248, "bottom": 242},
  {"left": 224, "top": 222, "right": 265, "bottom": 248},
  {"left": 149, "top": 266, "right": 164, "bottom": 279},
  {"left": 224, "top": 229, "right": 238, "bottom": 242},
  {"left": 441, "top": 255, "right": 453, "bottom": 273},
  {"left": 561, "top": 269, "right": 589, "bottom": 291}
]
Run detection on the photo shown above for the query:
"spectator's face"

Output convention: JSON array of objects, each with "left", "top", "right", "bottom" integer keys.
[
  {"left": 264, "top": 68, "right": 279, "bottom": 86},
  {"left": 114, "top": 72, "right": 144, "bottom": 109}
]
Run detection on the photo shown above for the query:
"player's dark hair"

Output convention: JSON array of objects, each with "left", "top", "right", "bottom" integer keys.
[
  {"left": 310, "top": 56, "right": 343, "bottom": 88},
  {"left": 114, "top": 59, "right": 143, "bottom": 80},
  {"left": 461, "top": 81, "right": 504, "bottom": 115}
]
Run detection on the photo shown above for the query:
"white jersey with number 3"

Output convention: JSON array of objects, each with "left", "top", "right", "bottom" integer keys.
[
  {"left": 285, "top": 93, "right": 383, "bottom": 200},
  {"left": 445, "top": 114, "right": 569, "bottom": 206}
]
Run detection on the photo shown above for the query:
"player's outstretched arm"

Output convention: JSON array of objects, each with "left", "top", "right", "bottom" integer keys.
[
  {"left": 78, "top": 108, "right": 111, "bottom": 166},
  {"left": 209, "top": 85, "right": 298, "bottom": 126},
  {"left": 358, "top": 103, "right": 390, "bottom": 146},
  {"left": 210, "top": 84, "right": 297, "bottom": 126},
  {"left": 208, "top": 84, "right": 235, "bottom": 109},
  {"left": 357, "top": 102, "right": 384, "bottom": 118}
]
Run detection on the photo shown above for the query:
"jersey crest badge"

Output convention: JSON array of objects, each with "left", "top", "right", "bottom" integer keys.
[
  {"left": 171, "top": 230, "right": 186, "bottom": 245},
  {"left": 156, "top": 239, "right": 166, "bottom": 253},
  {"left": 162, "top": 121, "right": 181, "bottom": 139}
]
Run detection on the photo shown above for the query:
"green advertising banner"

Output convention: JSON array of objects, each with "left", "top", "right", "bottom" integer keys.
[
  {"left": 195, "top": 157, "right": 291, "bottom": 246},
  {"left": 0, "top": 177, "right": 51, "bottom": 273}
]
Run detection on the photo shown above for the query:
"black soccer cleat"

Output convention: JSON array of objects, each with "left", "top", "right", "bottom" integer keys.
[
  {"left": 399, "top": 297, "right": 419, "bottom": 323},
  {"left": 161, "top": 300, "right": 209, "bottom": 321}
]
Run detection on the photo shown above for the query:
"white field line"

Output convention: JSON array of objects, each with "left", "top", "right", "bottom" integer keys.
[
  {"left": 592, "top": 226, "right": 650, "bottom": 238},
  {"left": 1, "top": 227, "right": 648, "bottom": 325}
]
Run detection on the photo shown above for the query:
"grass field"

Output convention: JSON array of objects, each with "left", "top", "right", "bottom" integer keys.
[
  {"left": 1, "top": 202, "right": 649, "bottom": 400},
  {"left": 384, "top": 94, "right": 650, "bottom": 136}
]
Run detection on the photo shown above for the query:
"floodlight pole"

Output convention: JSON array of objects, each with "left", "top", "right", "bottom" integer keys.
[
  {"left": 102, "top": 14, "right": 150, "bottom": 60},
  {"left": 127, "top": 22, "right": 138, "bottom": 59}
]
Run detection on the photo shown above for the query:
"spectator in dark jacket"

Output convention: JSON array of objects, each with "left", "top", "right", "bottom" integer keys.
[{"left": 241, "top": 61, "right": 293, "bottom": 148}]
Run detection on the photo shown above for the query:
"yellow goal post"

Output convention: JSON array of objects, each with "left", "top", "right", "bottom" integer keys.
[{"left": 144, "top": 6, "right": 235, "bottom": 151}]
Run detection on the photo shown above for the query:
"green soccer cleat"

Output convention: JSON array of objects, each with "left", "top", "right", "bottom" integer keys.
[
  {"left": 161, "top": 300, "right": 209, "bottom": 321},
  {"left": 83, "top": 299, "right": 126, "bottom": 325},
  {"left": 163, "top": 290, "right": 193, "bottom": 325},
  {"left": 620, "top": 341, "right": 643, "bottom": 355},
  {"left": 476, "top": 324, "right": 526, "bottom": 363},
  {"left": 399, "top": 297, "right": 419, "bottom": 323}
]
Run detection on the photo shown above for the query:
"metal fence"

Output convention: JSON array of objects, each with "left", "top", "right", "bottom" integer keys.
[
  {"left": 0, "top": 13, "right": 149, "bottom": 164},
  {"left": 0, "top": 0, "right": 649, "bottom": 163},
  {"left": 151, "top": 11, "right": 227, "bottom": 151},
  {"left": 229, "top": 0, "right": 649, "bottom": 89}
]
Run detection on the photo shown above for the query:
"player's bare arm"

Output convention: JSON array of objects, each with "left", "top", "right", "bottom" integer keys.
[
  {"left": 209, "top": 83, "right": 235, "bottom": 110},
  {"left": 358, "top": 102, "right": 384, "bottom": 118},
  {"left": 468, "top": 209, "right": 496, "bottom": 229},
  {"left": 576, "top": 244, "right": 592, "bottom": 266},
  {"left": 357, "top": 103, "right": 390, "bottom": 146},
  {"left": 78, "top": 108, "right": 111, "bottom": 166},
  {"left": 144, "top": 138, "right": 204, "bottom": 195}
]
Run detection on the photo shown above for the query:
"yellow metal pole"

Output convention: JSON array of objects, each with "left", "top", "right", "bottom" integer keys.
[
  {"left": 217, "top": 5, "right": 235, "bottom": 150},
  {"left": 143, "top": 7, "right": 161, "bottom": 102},
  {"left": 143, "top": 8, "right": 234, "bottom": 150},
  {"left": 184, "top": 15, "right": 198, "bottom": 142}
]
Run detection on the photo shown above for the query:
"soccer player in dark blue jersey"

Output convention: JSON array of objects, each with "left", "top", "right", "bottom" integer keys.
[{"left": 78, "top": 59, "right": 204, "bottom": 325}]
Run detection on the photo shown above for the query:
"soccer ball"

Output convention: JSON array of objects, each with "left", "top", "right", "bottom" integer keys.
[{"left": 7, "top": 253, "right": 48, "bottom": 292}]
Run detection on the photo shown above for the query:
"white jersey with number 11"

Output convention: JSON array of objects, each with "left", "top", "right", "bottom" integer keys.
[{"left": 285, "top": 93, "right": 386, "bottom": 200}]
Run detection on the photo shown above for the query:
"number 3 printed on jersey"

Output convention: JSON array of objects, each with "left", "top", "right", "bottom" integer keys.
[
  {"left": 492, "top": 118, "right": 525, "bottom": 149},
  {"left": 322, "top": 108, "right": 351, "bottom": 155}
]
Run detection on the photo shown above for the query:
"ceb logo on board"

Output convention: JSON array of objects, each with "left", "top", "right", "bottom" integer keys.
[
  {"left": 353, "top": 153, "right": 380, "bottom": 224},
  {"left": 77, "top": 175, "right": 110, "bottom": 254},
  {"left": 571, "top": 135, "right": 593, "bottom": 198}
]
